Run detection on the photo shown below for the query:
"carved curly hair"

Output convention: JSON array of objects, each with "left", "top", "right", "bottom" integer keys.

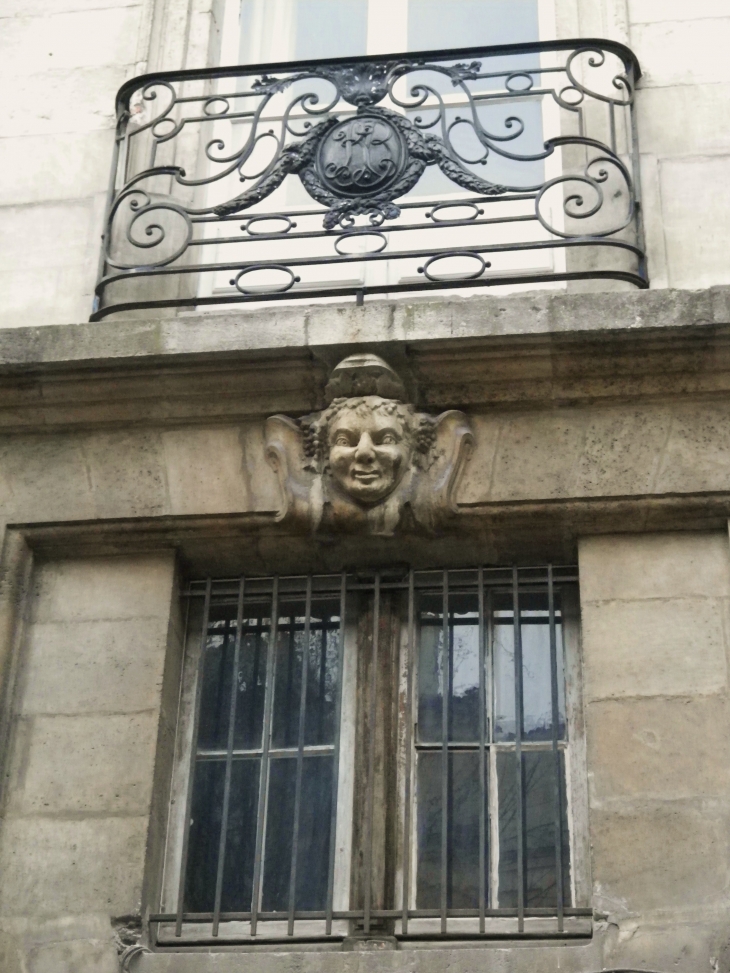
[{"left": 299, "top": 396, "right": 436, "bottom": 473}]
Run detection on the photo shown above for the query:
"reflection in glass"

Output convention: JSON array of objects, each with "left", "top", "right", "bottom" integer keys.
[
  {"left": 416, "top": 751, "right": 487, "bottom": 908},
  {"left": 493, "top": 593, "right": 565, "bottom": 742},
  {"left": 185, "top": 595, "right": 341, "bottom": 915},
  {"left": 496, "top": 750, "right": 570, "bottom": 908},
  {"left": 417, "top": 592, "right": 482, "bottom": 743}
]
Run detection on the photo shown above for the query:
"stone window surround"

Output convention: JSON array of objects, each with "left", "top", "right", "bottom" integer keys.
[{"left": 158, "top": 567, "right": 590, "bottom": 948}]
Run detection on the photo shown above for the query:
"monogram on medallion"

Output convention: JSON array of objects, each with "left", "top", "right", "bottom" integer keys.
[{"left": 317, "top": 115, "right": 405, "bottom": 196}]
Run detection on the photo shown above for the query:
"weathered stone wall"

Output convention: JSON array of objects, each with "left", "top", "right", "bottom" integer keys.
[
  {"left": 579, "top": 531, "right": 730, "bottom": 970},
  {"left": 0, "top": 553, "right": 180, "bottom": 973}
]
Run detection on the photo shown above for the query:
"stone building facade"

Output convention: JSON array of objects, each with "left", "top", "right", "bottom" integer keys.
[{"left": 2, "top": 1, "right": 730, "bottom": 973}]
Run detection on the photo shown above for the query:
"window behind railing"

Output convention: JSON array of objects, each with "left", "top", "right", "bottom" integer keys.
[{"left": 156, "top": 566, "right": 589, "bottom": 946}]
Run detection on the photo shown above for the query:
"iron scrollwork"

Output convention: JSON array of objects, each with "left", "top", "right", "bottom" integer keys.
[{"left": 93, "top": 40, "right": 647, "bottom": 320}]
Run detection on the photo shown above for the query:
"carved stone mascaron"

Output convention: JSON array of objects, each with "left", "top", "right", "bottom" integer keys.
[{"left": 265, "top": 353, "right": 473, "bottom": 536}]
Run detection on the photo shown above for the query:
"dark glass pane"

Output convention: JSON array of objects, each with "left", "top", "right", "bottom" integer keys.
[
  {"left": 272, "top": 598, "right": 341, "bottom": 750},
  {"left": 417, "top": 594, "right": 443, "bottom": 743},
  {"left": 232, "top": 606, "right": 271, "bottom": 751},
  {"left": 418, "top": 592, "right": 483, "bottom": 744},
  {"left": 197, "top": 613, "right": 236, "bottom": 751},
  {"left": 496, "top": 750, "right": 570, "bottom": 909},
  {"left": 184, "top": 759, "right": 225, "bottom": 912},
  {"left": 261, "top": 756, "right": 333, "bottom": 912},
  {"left": 219, "top": 758, "right": 260, "bottom": 912},
  {"left": 416, "top": 751, "right": 487, "bottom": 909},
  {"left": 305, "top": 599, "right": 341, "bottom": 746}
]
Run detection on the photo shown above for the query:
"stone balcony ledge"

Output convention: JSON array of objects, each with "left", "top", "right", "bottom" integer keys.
[{"left": 1, "top": 286, "right": 730, "bottom": 374}]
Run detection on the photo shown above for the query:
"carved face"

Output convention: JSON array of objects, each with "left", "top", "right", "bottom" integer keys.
[{"left": 327, "top": 400, "right": 411, "bottom": 505}]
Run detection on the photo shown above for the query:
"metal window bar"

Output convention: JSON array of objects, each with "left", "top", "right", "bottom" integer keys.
[
  {"left": 512, "top": 566, "right": 526, "bottom": 933},
  {"left": 164, "top": 567, "right": 585, "bottom": 944}
]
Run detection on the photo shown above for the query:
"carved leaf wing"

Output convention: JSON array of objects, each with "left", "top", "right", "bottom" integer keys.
[
  {"left": 264, "top": 415, "right": 315, "bottom": 525},
  {"left": 413, "top": 410, "right": 474, "bottom": 529}
]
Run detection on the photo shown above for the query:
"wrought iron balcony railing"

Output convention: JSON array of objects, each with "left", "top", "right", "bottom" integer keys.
[{"left": 92, "top": 39, "right": 646, "bottom": 321}]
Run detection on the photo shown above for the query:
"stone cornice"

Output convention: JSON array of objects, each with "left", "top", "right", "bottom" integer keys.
[{"left": 0, "top": 287, "right": 730, "bottom": 431}]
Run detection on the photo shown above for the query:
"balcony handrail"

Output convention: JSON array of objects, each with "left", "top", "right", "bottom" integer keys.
[{"left": 93, "top": 38, "right": 647, "bottom": 321}]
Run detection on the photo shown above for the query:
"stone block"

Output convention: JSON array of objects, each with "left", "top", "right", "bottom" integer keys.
[
  {"left": 586, "top": 695, "right": 730, "bottom": 801},
  {"left": 162, "top": 426, "right": 251, "bottom": 515},
  {"left": 487, "top": 411, "right": 588, "bottom": 501},
  {"left": 629, "top": 0, "right": 728, "bottom": 23},
  {"left": 655, "top": 400, "right": 730, "bottom": 492},
  {"left": 0, "top": 66, "right": 126, "bottom": 139},
  {"left": 658, "top": 157, "right": 730, "bottom": 289},
  {"left": 27, "top": 939, "right": 118, "bottom": 973},
  {"left": 0, "top": 201, "right": 96, "bottom": 272},
  {"left": 0, "top": 7, "right": 142, "bottom": 76},
  {"left": 632, "top": 17, "right": 730, "bottom": 87},
  {"left": 590, "top": 803, "right": 730, "bottom": 911},
  {"left": 581, "top": 597, "right": 728, "bottom": 700},
  {"left": 0, "top": 266, "right": 94, "bottom": 331},
  {"left": 83, "top": 431, "right": 170, "bottom": 519},
  {"left": 31, "top": 555, "right": 175, "bottom": 623},
  {"left": 8, "top": 712, "right": 159, "bottom": 815},
  {"left": 572, "top": 405, "right": 673, "bottom": 497},
  {"left": 2, "top": 0, "right": 139, "bottom": 11},
  {"left": 636, "top": 84, "right": 730, "bottom": 158},
  {"left": 0, "top": 434, "right": 96, "bottom": 523},
  {"left": 579, "top": 532, "right": 730, "bottom": 602},
  {"left": 0, "top": 130, "right": 113, "bottom": 206},
  {"left": 0, "top": 815, "right": 147, "bottom": 916},
  {"left": 20, "top": 618, "right": 170, "bottom": 715}
]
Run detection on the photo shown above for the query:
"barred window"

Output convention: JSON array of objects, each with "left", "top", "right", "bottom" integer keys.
[{"left": 158, "top": 566, "right": 588, "bottom": 946}]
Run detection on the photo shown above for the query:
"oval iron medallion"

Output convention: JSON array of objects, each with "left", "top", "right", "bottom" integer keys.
[{"left": 317, "top": 115, "right": 406, "bottom": 197}]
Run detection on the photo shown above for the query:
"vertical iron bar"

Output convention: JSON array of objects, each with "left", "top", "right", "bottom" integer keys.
[
  {"left": 486, "top": 587, "right": 494, "bottom": 908},
  {"left": 363, "top": 573, "right": 380, "bottom": 935},
  {"left": 175, "top": 577, "right": 212, "bottom": 937},
  {"left": 401, "top": 569, "right": 416, "bottom": 934},
  {"left": 548, "top": 565, "right": 565, "bottom": 932},
  {"left": 477, "top": 567, "right": 486, "bottom": 933},
  {"left": 287, "top": 577, "right": 312, "bottom": 936},
  {"left": 325, "top": 571, "right": 347, "bottom": 935},
  {"left": 609, "top": 101, "right": 617, "bottom": 154},
  {"left": 512, "top": 566, "right": 525, "bottom": 933},
  {"left": 212, "top": 578, "right": 245, "bottom": 936},
  {"left": 250, "top": 577, "right": 279, "bottom": 937},
  {"left": 440, "top": 571, "right": 449, "bottom": 934}
]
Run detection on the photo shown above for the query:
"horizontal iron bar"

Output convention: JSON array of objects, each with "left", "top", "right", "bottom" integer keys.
[
  {"left": 115, "top": 37, "right": 641, "bottom": 112},
  {"left": 150, "top": 907, "right": 593, "bottom": 922}
]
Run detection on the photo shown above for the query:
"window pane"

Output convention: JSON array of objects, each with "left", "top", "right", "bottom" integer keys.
[
  {"left": 197, "top": 614, "right": 236, "bottom": 751},
  {"left": 220, "top": 759, "right": 261, "bottom": 911},
  {"left": 184, "top": 757, "right": 261, "bottom": 913},
  {"left": 493, "top": 594, "right": 566, "bottom": 742},
  {"left": 407, "top": 0, "right": 539, "bottom": 50},
  {"left": 417, "top": 592, "right": 482, "bottom": 744},
  {"left": 272, "top": 598, "right": 342, "bottom": 750},
  {"left": 233, "top": 610, "right": 271, "bottom": 751},
  {"left": 184, "top": 759, "right": 225, "bottom": 912},
  {"left": 262, "top": 755, "right": 334, "bottom": 911},
  {"left": 496, "top": 750, "right": 570, "bottom": 908},
  {"left": 416, "top": 751, "right": 487, "bottom": 908},
  {"left": 240, "top": 0, "right": 367, "bottom": 64}
]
